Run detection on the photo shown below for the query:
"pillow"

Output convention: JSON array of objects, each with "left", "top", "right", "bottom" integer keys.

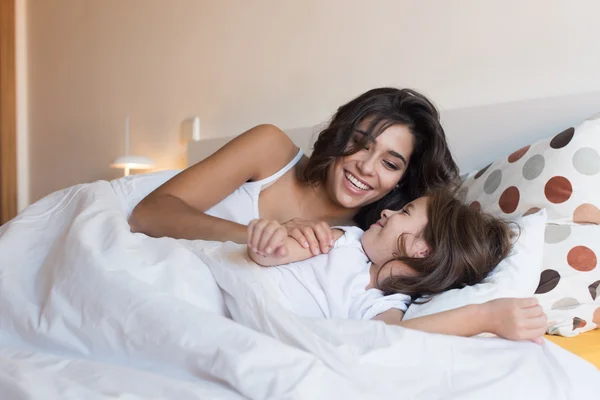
[
  {"left": 460, "top": 113, "right": 600, "bottom": 224},
  {"left": 535, "top": 223, "right": 600, "bottom": 337},
  {"left": 403, "top": 209, "right": 547, "bottom": 320}
]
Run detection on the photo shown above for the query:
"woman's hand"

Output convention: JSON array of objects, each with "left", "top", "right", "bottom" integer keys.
[
  {"left": 282, "top": 218, "right": 335, "bottom": 256},
  {"left": 247, "top": 219, "right": 288, "bottom": 257},
  {"left": 484, "top": 298, "right": 548, "bottom": 344}
]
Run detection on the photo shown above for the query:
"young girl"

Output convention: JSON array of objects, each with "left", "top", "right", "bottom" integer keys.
[{"left": 247, "top": 189, "right": 547, "bottom": 343}]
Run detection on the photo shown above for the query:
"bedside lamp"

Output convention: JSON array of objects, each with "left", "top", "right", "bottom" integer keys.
[{"left": 110, "top": 115, "right": 156, "bottom": 176}]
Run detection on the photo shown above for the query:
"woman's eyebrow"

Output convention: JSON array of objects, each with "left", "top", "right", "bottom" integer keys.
[
  {"left": 388, "top": 150, "right": 407, "bottom": 166},
  {"left": 355, "top": 129, "right": 407, "bottom": 166}
]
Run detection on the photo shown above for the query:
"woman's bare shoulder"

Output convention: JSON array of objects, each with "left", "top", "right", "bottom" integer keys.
[{"left": 228, "top": 124, "right": 300, "bottom": 180}]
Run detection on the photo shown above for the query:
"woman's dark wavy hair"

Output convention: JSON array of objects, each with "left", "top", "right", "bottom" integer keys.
[{"left": 302, "top": 87, "right": 460, "bottom": 229}]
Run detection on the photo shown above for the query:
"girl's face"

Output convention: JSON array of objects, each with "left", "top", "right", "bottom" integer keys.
[
  {"left": 361, "top": 196, "right": 430, "bottom": 269},
  {"left": 325, "top": 123, "right": 415, "bottom": 211}
]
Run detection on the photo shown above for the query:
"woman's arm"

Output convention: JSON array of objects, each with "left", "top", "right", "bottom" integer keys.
[
  {"left": 374, "top": 298, "right": 547, "bottom": 343},
  {"left": 129, "top": 124, "right": 299, "bottom": 242}
]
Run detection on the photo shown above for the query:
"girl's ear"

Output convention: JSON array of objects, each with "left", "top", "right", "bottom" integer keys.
[{"left": 413, "top": 239, "right": 431, "bottom": 258}]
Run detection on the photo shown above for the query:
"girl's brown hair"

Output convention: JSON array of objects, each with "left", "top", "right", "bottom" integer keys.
[
  {"left": 378, "top": 189, "right": 516, "bottom": 300},
  {"left": 302, "top": 87, "right": 460, "bottom": 230}
]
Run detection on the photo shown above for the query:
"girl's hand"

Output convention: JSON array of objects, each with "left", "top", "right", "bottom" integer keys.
[
  {"left": 282, "top": 218, "right": 335, "bottom": 256},
  {"left": 247, "top": 219, "right": 288, "bottom": 257},
  {"left": 485, "top": 298, "right": 548, "bottom": 344}
]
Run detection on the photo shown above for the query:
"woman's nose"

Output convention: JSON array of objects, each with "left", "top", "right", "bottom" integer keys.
[
  {"left": 356, "top": 154, "right": 376, "bottom": 176},
  {"left": 381, "top": 209, "right": 391, "bottom": 219}
]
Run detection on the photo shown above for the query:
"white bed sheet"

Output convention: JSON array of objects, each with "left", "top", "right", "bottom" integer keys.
[{"left": 0, "top": 173, "right": 598, "bottom": 399}]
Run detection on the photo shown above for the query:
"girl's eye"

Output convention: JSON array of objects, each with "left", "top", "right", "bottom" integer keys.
[{"left": 401, "top": 208, "right": 409, "bottom": 215}]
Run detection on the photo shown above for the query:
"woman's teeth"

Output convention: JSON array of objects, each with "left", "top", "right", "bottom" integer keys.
[{"left": 345, "top": 172, "right": 371, "bottom": 191}]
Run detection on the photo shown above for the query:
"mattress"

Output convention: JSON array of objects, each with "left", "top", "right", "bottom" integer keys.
[{"left": 545, "top": 330, "right": 600, "bottom": 369}]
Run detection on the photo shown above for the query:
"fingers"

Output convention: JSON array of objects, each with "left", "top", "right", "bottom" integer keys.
[
  {"left": 248, "top": 219, "right": 285, "bottom": 255},
  {"left": 288, "top": 228, "right": 309, "bottom": 249},
  {"left": 249, "top": 219, "right": 268, "bottom": 252},
  {"left": 313, "top": 222, "right": 333, "bottom": 254},
  {"left": 247, "top": 219, "right": 261, "bottom": 251},
  {"left": 523, "top": 304, "right": 545, "bottom": 318},
  {"left": 519, "top": 297, "right": 540, "bottom": 308},
  {"left": 274, "top": 244, "right": 287, "bottom": 257},
  {"left": 257, "top": 222, "right": 283, "bottom": 254},
  {"left": 524, "top": 314, "right": 548, "bottom": 330},
  {"left": 526, "top": 326, "right": 547, "bottom": 343},
  {"left": 530, "top": 336, "right": 544, "bottom": 345},
  {"left": 301, "top": 227, "right": 320, "bottom": 256},
  {"left": 264, "top": 228, "right": 287, "bottom": 255}
]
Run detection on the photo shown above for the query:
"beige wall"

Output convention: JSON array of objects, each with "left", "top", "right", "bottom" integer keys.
[
  {"left": 23, "top": 0, "right": 600, "bottom": 204},
  {"left": 16, "top": 0, "right": 28, "bottom": 212}
]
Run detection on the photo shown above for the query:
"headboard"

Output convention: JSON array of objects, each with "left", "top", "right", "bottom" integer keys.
[{"left": 187, "top": 91, "right": 600, "bottom": 173}]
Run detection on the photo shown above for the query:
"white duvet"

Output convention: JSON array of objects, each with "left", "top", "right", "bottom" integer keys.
[{"left": 0, "top": 174, "right": 598, "bottom": 399}]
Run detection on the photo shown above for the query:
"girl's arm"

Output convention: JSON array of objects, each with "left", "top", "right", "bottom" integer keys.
[
  {"left": 129, "top": 125, "right": 299, "bottom": 243},
  {"left": 374, "top": 298, "right": 547, "bottom": 343},
  {"left": 248, "top": 227, "right": 345, "bottom": 266}
]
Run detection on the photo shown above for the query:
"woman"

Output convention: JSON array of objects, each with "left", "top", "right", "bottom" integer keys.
[{"left": 129, "top": 87, "right": 459, "bottom": 257}]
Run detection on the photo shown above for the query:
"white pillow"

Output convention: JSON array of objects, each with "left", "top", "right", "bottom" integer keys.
[
  {"left": 536, "top": 223, "right": 600, "bottom": 337},
  {"left": 403, "top": 209, "right": 547, "bottom": 320},
  {"left": 460, "top": 114, "right": 600, "bottom": 224}
]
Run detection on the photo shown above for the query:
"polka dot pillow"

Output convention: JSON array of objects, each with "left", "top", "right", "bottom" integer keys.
[
  {"left": 535, "top": 224, "right": 599, "bottom": 337},
  {"left": 460, "top": 113, "right": 600, "bottom": 223}
]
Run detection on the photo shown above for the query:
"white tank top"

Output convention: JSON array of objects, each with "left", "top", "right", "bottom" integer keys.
[
  {"left": 204, "top": 148, "right": 304, "bottom": 225},
  {"left": 115, "top": 149, "right": 304, "bottom": 225}
]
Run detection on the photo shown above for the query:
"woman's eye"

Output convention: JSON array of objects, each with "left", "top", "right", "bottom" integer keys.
[
  {"left": 383, "top": 160, "right": 399, "bottom": 170},
  {"left": 352, "top": 134, "right": 370, "bottom": 150},
  {"left": 401, "top": 208, "right": 409, "bottom": 215}
]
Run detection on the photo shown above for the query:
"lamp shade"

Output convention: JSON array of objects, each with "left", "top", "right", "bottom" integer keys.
[{"left": 110, "top": 115, "right": 156, "bottom": 176}]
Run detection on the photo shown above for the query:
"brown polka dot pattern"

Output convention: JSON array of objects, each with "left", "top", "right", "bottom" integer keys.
[
  {"left": 508, "top": 145, "right": 530, "bottom": 163},
  {"left": 544, "top": 224, "right": 571, "bottom": 244},
  {"left": 523, "top": 207, "right": 541, "bottom": 216},
  {"left": 567, "top": 246, "right": 597, "bottom": 272},
  {"left": 474, "top": 163, "right": 492, "bottom": 179},
  {"left": 455, "top": 115, "right": 600, "bottom": 338},
  {"left": 535, "top": 269, "right": 561, "bottom": 294},
  {"left": 544, "top": 176, "right": 573, "bottom": 204},
  {"left": 589, "top": 280, "right": 600, "bottom": 301},
  {"left": 572, "top": 317, "right": 587, "bottom": 330},
  {"left": 573, "top": 203, "right": 600, "bottom": 224},
  {"left": 551, "top": 297, "right": 580, "bottom": 310},
  {"left": 484, "top": 170, "right": 503, "bottom": 194},
  {"left": 499, "top": 186, "right": 520, "bottom": 214},
  {"left": 469, "top": 201, "right": 481, "bottom": 211},
  {"left": 550, "top": 127, "right": 575, "bottom": 149}
]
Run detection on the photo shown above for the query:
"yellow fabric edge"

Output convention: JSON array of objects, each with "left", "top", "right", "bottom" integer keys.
[{"left": 545, "top": 329, "right": 600, "bottom": 369}]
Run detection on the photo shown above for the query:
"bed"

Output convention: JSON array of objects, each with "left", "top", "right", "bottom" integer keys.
[
  {"left": 187, "top": 90, "right": 600, "bottom": 372},
  {"left": 546, "top": 331, "right": 600, "bottom": 369},
  {"left": 1, "top": 92, "right": 599, "bottom": 399}
]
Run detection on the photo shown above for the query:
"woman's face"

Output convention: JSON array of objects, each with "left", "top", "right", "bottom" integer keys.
[
  {"left": 361, "top": 196, "right": 430, "bottom": 269},
  {"left": 325, "top": 123, "right": 415, "bottom": 211}
]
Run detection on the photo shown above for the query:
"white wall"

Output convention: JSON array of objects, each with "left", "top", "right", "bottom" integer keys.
[{"left": 24, "top": 0, "right": 600, "bottom": 203}]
